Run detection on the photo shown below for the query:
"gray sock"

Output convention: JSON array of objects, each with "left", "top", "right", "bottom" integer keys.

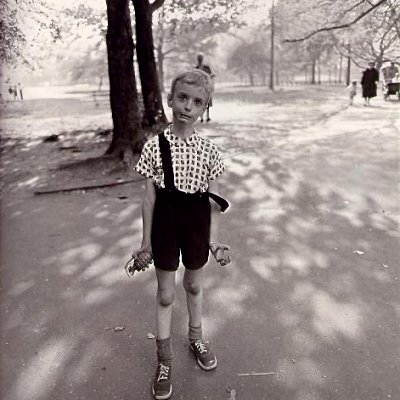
[
  {"left": 189, "top": 324, "right": 202, "bottom": 343},
  {"left": 156, "top": 337, "right": 173, "bottom": 366}
]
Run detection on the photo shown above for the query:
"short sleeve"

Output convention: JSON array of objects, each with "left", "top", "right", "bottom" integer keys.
[
  {"left": 208, "top": 145, "right": 225, "bottom": 181},
  {"left": 134, "top": 140, "right": 156, "bottom": 179}
]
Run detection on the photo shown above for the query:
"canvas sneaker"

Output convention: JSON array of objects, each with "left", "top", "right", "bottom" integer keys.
[
  {"left": 152, "top": 363, "right": 172, "bottom": 400},
  {"left": 190, "top": 340, "right": 217, "bottom": 371}
]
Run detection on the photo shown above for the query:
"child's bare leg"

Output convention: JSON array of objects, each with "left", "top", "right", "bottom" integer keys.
[
  {"left": 183, "top": 268, "right": 204, "bottom": 335},
  {"left": 153, "top": 268, "right": 175, "bottom": 399},
  {"left": 155, "top": 268, "right": 176, "bottom": 340},
  {"left": 184, "top": 267, "right": 217, "bottom": 370}
]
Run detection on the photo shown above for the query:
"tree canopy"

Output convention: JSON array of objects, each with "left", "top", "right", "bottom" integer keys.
[
  {"left": 279, "top": 0, "right": 399, "bottom": 43},
  {"left": 0, "top": 0, "right": 59, "bottom": 70}
]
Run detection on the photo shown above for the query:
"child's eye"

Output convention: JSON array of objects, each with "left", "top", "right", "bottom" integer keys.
[
  {"left": 195, "top": 99, "right": 203, "bottom": 105},
  {"left": 178, "top": 94, "right": 186, "bottom": 100}
]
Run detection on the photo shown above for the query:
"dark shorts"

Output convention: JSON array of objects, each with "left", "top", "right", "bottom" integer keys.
[{"left": 151, "top": 188, "right": 211, "bottom": 271}]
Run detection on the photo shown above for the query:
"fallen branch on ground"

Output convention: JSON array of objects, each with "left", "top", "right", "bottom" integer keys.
[
  {"left": 237, "top": 371, "right": 275, "bottom": 377},
  {"left": 34, "top": 178, "right": 144, "bottom": 195}
]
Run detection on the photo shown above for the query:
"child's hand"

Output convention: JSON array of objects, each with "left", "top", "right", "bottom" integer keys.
[
  {"left": 209, "top": 242, "right": 231, "bottom": 266},
  {"left": 124, "top": 247, "right": 153, "bottom": 277}
]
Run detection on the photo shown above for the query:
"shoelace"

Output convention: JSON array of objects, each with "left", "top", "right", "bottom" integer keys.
[
  {"left": 157, "top": 364, "right": 170, "bottom": 382},
  {"left": 194, "top": 340, "right": 208, "bottom": 354}
]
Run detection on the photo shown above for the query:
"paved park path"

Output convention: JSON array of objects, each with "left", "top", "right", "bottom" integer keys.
[{"left": 1, "top": 90, "right": 399, "bottom": 400}]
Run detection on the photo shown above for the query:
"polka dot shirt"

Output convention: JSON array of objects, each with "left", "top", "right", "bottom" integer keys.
[{"left": 134, "top": 125, "right": 225, "bottom": 193}]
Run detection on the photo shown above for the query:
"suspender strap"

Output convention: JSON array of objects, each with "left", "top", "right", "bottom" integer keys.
[
  {"left": 207, "top": 192, "right": 230, "bottom": 212},
  {"left": 158, "top": 132, "right": 175, "bottom": 190},
  {"left": 158, "top": 131, "right": 230, "bottom": 212}
]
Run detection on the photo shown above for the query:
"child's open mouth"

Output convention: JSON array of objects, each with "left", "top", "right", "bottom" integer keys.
[{"left": 179, "top": 113, "right": 191, "bottom": 120}]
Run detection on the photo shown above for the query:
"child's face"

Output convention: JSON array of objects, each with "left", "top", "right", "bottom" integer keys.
[{"left": 168, "top": 82, "right": 208, "bottom": 125}]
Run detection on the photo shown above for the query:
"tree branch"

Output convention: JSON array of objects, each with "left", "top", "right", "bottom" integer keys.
[
  {"left": 150, "top": 0, "right": 165, "bottom": 13},
  {"left": 341, "top": 0, "right": 368, "bottom": 19},
  {"left": 283, "top": 0, "right": 388, "bottom": 42}
]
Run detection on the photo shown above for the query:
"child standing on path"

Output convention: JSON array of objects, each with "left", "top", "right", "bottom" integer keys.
[
  {"left": 128, "top": 69, "right": 231, "bottom": 400},
  {"left": 347, "top": 80, "right": 357, "bottom": 105}
]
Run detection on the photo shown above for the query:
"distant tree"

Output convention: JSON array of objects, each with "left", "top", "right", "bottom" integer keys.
[
  {"left": 227, "top": 39, "right": 269, "bottom": 85},
  {"left": 302, "top": 34, "right": 337, "bottom": 84},
  {"left": 280, "top": 0, "right": 391, "bottom": 43},
  {"left": 334, "top": 3, "right": 400, "bottom": 70},
  {"left": 67, "top": 44, "right": 108, "bottom": 90},
  {"left": 105, "top": 0, "right": 142, "bottom": 158},
  {"left": 61, "top": 5, "right": 108, "bottom": 89},
  {"left": 153, "top": 0, "right": 248, "bottom": 90},
  {"left": 275, "top": 0, "right": 399, "bottom": 83}
]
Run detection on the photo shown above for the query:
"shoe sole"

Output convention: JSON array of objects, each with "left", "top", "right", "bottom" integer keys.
[
  {"left": 196, "top": 357, "right": 217, "bottom": 371},
  {"left": 152, "top": 385, "right": 172, "bottom": 400}
]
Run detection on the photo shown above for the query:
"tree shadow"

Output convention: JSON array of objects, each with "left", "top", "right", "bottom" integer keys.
[{"left": 1, "top": 91, "right": 399, "bottom": 400}]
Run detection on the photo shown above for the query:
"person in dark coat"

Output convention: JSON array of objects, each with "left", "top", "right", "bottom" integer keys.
[
  {"left": 195, "top": 54, "right": 215, "bottom": 122},
  {"left": 361, "top": 61, "right": 379, "bottom": 106}
]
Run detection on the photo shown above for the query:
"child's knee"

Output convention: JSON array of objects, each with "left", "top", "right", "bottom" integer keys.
[
  {"left": 183, "top": 278, "right": 201, "bottom": 296},
  {"left": 158, "top": 288, "right": 175, "bottom": 307}
]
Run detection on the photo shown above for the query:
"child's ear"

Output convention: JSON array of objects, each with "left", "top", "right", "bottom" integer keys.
[{"left": 167, "top": 93, "right": 173, "bottom": 107}]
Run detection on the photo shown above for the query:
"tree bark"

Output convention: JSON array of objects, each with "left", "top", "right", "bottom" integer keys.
[
  {"left": 317, "top": 56, "right": 321, "bottom": 84},
  {"left": 157, "top": 43, "right": 165, "bottom": 92},
  {"left": 156, "top": 4, "right": 166, "bottom": 92},
  {"left": 248, "top": 70, "right": 254, "bottom": 86},
  {"left": 269, "top": 0, "right": 275, "bottom": 91},
  {"left": 105, "top": 0, "right": 143, "bottom": 158},
  {"left": 311, "top": 60, "right": 316, "bottom": 84},
  {"left": 346, "top": 42, "right": 351, "bottom": 86},
  {"left": 132, "top": 0, "right": 167, "bottom": 128}
]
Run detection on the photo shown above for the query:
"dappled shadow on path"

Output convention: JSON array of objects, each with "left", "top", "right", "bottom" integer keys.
[
  {"left": 199, "top": 116, "right": 400, "bottom": 399},
  {"left": 1, "top": 98, "right": 400, "bottom": 400}
]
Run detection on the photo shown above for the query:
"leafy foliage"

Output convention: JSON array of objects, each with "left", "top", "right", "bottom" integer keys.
[
  {"left": 58, "top": 4, "right": 108, "bottom": 84},
  {"left": 277, "top": 0, "right": 399, "bottom": 71},
  {"left": 153, "top": 0, "right": 251, "bottom": 86},
  {"left": 278, "top": 0, "right": 390, "bottom": 42},
  {"left": 336, "top": 1, "right": 400, "bottom": 68},
  {"left": 227, "top": 38, "right": 270, "bottom": 85},
  {"left": 0, "top": 0, "right": 59, "bottom": 69}
]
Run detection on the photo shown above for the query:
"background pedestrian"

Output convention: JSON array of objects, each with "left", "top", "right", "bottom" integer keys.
[{"left": 361, "top": 61, "right": 379, "bottom": 106}]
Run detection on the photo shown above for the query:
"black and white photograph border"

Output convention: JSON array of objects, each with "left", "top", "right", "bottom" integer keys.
[{"left": 0, "top": 1, "right": 399, "bottom": 399}]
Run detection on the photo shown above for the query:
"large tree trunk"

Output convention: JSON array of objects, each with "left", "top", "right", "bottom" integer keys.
[
  {"left": 105, "top": 0, "right": 143, "bottom": 158},
  {"left": 132, "top": 0, "right": 167, "bottom": 128}
]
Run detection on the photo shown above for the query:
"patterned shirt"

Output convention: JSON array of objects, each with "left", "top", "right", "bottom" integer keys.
[{"left": 134, "top": 125, "right": 225, "bottom": 193}]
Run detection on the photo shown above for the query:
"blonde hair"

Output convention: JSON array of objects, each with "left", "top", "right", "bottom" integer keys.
[{"left": 170, "top": 68, "right": 214, "bottom": 103}]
